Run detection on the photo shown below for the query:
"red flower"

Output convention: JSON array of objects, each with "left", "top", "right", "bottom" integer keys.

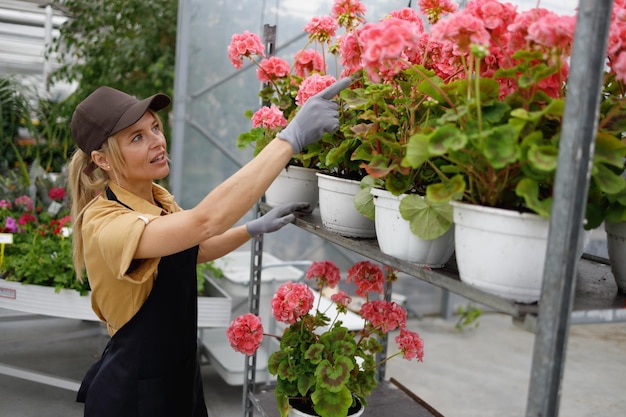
[
  {"left": 347, "top": 261, "right": 385, "bottom": 297},
  {"left": 226, "top": 313, "right": 264, "bottom": 355},
  {"left": 306, "top": 260, "right": 341, "bottom": 289},
  {"left": 360, "top": 300, "right": 407, "bottom": 332},
  {"left": 48, "top": 187, "right": 66, "bottom": 201},
  {"left": 271, "top": 281, "right": 314, "bottom": 324},
  {"left": 18, "top": 213, "right": 37, "bottom": 225},
  {"left": 395, "top": 328, "right": 425, "bottom": 361}
]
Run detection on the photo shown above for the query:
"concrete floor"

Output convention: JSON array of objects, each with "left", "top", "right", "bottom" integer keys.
[{"left": 1, "top": 277, "right": 625, "bottom": 417}]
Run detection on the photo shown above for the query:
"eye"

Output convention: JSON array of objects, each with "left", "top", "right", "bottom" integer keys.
[
  {"left": 152, "top": 123, "right": 160, "bottom": 133},
  {"left": 132, "top": 133, "right": 143, "bottom": 142}
]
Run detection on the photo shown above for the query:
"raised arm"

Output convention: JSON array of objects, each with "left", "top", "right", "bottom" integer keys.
[{"left": 133, "top": 77, "right": 353, "bottom": 259}]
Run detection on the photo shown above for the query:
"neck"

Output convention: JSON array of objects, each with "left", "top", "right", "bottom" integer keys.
[{"left": 110, "top": 181, "right": 156, "bottom": 205}]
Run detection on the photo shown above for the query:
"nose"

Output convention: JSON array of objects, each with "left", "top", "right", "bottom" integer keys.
[{"left": 149, "top": 129, "right": 166, "bottom": 147}]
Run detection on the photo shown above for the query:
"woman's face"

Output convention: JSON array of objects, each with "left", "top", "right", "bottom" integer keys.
[{"left": 115, "top": 111, "right": 169, "bottom": 189}]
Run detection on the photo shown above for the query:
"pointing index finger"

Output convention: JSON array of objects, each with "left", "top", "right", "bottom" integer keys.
[{"left": 318, "top": 77, "right": 354, "bottom": 100}]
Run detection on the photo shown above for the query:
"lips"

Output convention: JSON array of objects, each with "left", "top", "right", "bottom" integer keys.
[{"left": 150, "top": 154, "right": 165, "bottom": 163}]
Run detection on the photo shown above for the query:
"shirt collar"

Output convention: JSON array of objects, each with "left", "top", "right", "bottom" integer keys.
[{"left": 107, "top": 182, "right": 175, "bottom": 216}]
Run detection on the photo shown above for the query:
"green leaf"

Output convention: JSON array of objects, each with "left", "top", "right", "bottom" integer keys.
[
  {"left": 311, "top": 386, "right": 353, "bottom": 417},
  {"left": 354, "top": 176, "right": 382, "bottom": 220},
  {"left": 515, "top": 178, "right": 552, "bottom": 217},
  {"left": 594, "top": 132, "right": 626, "bottom": 168},
  {"left": 429, "top": 125, "right": 468, "bottom": 155},
  {"left": 399, "top": 194, "right": 453, "bottom": 239},
  {"left": 425, "top": 175, "right": 466, "bottom": 203},
  {"left": 526, "top": 144, "right": 559, "bottom": 172},
  {"left": 592, "top": 163, "right": 626, "bottom": 195},
  {"left": 315, "top": 356, "right": 354, "bottom": 393},
  {"left": 483, "top": 124, "right": 521, "bottom": 169},
  {"left": 403, "top": 133, "right": 432, "bottom": 168}
]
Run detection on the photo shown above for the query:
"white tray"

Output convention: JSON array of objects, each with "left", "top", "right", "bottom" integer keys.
[
  {"left": 210, "top": 251, "right": 308, "bottom": 298},
  {"left": 0, "top": 278, "right": 232, "bottom": 328}
]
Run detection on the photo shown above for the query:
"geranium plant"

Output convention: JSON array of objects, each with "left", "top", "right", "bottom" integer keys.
[
  {"left": 227, "top": 1, "right": 370, "bottom": 178},
  {"left": 390, "top": 0, "right": 626, "bottom": 230},
  {"left": 230, "top": 0, "right": 626, "bottom": 238},
  {"left": 226, "top": 260, "right": 424, "bottom": 417}
]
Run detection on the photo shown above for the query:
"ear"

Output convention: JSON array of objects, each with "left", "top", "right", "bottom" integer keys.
[{"left": 91, "top": 151, "right": 111, "bottom": 171}]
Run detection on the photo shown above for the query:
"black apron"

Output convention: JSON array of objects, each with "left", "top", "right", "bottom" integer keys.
[{"left": 76, "top": 189, "right": 208, "bottom": 417}]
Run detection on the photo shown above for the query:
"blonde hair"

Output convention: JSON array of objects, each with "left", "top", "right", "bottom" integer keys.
[{"left": 68, "top": 110, "right": 164, "bottom": 281}]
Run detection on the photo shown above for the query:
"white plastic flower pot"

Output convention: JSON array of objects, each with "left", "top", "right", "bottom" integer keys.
[
  {"left": 371, "top": 188, "right": 454, "bottom": 266},
  {"left": 265, "top": 165, "right": 319, "bottom": 207},
  {"left": 452, "top": 201, "right": 590, "bottom": 303},
  {"left": 316, "top": 173, "right": 376, "bottom": 238},
  {"left": 605, "top": 221, "right": 626, "bottom": 294}
]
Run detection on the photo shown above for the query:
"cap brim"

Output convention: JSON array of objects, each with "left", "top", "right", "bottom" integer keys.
[{"left": 110, "top": 93, "right": 171, "bottom": 136}]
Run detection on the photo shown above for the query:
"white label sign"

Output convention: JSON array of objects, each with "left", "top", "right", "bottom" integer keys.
[{"left": 0, "top": 233, "right": 13, "bottom": 244}]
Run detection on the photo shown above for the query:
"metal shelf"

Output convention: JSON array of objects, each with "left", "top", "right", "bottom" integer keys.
[{"left": 263, "top": 203, "right": 626, "bottom": 324}]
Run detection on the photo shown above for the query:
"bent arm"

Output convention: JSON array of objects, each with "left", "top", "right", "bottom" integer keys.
[
  {"left": 134, "top": 138, "right": 293, "bottom": 259},
  {"left": 196, "top": 225, "right": 251, "bottom": 264}
]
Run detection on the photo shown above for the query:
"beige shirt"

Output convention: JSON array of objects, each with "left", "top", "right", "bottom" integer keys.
[{"left": 82, "top": 182, "right": 181, "bottom": 336}]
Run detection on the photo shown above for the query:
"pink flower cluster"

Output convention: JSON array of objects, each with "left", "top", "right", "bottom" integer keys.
[
  {"left": 270, "top": 281, "right": 315, "bottom": 324},
  {"left": 346, "top": 260, "right": 385, "bottom": 296},
  {"left": 608, "top": 0, "right": 626, "bottom": 82},
  {"left": 305, "top": 259, "right": 341, "bottom": 288},
  {"left": 226, "top": 313, "right": 264, "bottom": 355},
  {"left": 251, "top": 105, "right": 288, "bottom": 129},
  {"left": 227, "top": 30, "right": 264, "bottom": 69},
  {"left": 226, "top": 259, "right": 424, "bottom": 363},
  {"left": 296, "top": 74, "right": 337, "bottom": 106}
]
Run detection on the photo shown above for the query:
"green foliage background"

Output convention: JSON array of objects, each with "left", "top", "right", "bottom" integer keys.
[{"left": 48, "top": 0, "right": 178, "bottom": 142}]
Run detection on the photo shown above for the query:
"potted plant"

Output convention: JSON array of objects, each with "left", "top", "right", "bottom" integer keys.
[
  {"left": 376, "top": 0, "right": 626, "bottom": 301},
  {"left": 226, "top": 5, "right": 373, "bottom": 236},
  {"left": 226, "top": 260, "right": 424, "bottom": 417},
  {"left": 598, "top": 169, "right": 626, "bottom": 293},
  {"left": 227, "top": 30, "right": 333, "bottom": 208}
]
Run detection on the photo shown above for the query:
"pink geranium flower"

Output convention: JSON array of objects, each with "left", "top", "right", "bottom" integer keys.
[
  {"left": 332, "top": 0, "right": 367, "bottom": 30},
  {"left": 360, "top": 299, "right": 407, "bottom": 332},
  {"left": 256, "top": 56, "right": 291, "bottom": 83},
  {"left": 304, "top": 15, "right": 338, "bottom": 44},
  {"left": 251, "top": 105, "right": 288, "bottom": 129},
  {"left": 271, "top": 281, "right": 315, "bottom": 324},
  {"left": 227, "top": 30, "right": 265, "bottom": 69},
  {"left": 395, "top": 328, "right": 425, "bottom": 361},
  {"left": 346, "top": 260, "right": 385, "bottom": 297},
  {"left": 306, "top": 260, "right": 342, "bottom": 288},
  {"left": 295, "top": 74, "right": 337, "bottom": 106},
  {"left": 358, "top": 17, "right": 422, "bottom": 82},
  {"left": 419, "top": 0, "right": 458, "bottom": 24},
  {"left": 330, "top": 290, "right": 352, "bottom": 312},
  {"left": 293, "top": 49, "right": 326, "bottom": 78},
  {"left": 226, "top": 313, "right": 264, "bottom": 355}
]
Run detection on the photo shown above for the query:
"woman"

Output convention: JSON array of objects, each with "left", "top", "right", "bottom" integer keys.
[{"left": 69, "top": 79, "right": 351, "bottom": 417}]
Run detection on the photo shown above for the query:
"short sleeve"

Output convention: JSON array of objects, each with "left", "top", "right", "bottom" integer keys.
[{"left": 95, "top": 211, "right": 161, "bottom": 283}]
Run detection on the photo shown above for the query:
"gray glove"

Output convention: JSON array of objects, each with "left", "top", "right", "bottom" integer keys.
[
  {"left": 278, "top": 77, "right": 354, "bottom": 153},
  {"left": 246, "top": 202, "right": 311, "bottom": 237}
]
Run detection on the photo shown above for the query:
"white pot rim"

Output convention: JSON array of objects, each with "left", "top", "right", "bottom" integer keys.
[{"left": 451, "top": 200, "right": 544, "bottom": 221}]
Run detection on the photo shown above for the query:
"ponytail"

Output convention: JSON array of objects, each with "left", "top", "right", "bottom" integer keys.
[{"left": 68, "top": 149, "right": 108, "bottom": 281}]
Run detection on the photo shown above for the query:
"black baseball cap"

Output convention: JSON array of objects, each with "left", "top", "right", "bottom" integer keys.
[{"left": 71, "top": 86, "right": 171, "bottom": 155}]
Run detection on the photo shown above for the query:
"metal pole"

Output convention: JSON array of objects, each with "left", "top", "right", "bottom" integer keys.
[
  {"left": 243, "top": 204, "right": 265, "bottom": 417},
  {"left": 525, "top": 1, "right": 613, "bottom": 416},
  {"left": 170, "top": 0, "right": 192, "bottom": 199}
]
